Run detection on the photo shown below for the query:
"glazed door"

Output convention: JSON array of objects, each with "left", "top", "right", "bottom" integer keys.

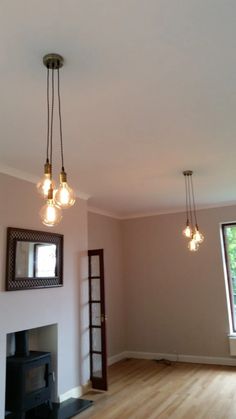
[{"left": 88, "top": 249, "right": 107, "bottom": 390}]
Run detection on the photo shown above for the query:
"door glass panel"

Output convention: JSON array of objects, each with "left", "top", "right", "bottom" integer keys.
[
  {"left": 92, "top": 303, "right": 101, "bottom": 326},
  {"left": 92, "top": 353, "right": 102, "bottom": 378},
  {"left": 91, "top": 255, "right": 100, "bottom": 277},
  {"left": 92, "top": 328, "right": 101, "bottom": 352},
  {"left": 91, "top": 277, "right": 100, "bottom": 301}
]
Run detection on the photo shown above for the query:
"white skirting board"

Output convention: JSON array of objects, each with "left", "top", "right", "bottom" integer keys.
[
  {"left": 59, "top": 381, "right": 91, "bottom": 403},
  {"left": 108, "top": 351, "right": 236, "bottom": 367},
  {"left": 108, "top": 351, "right": 127, "bottom": 366}
]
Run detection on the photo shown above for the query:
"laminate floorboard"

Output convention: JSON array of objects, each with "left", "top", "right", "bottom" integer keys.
[{"left": 75, "top": 358, "right": 236, "bottom": 419}]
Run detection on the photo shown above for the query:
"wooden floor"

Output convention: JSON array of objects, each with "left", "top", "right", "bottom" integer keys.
[{"left": 76, "top": 358, "right": 236, "bottom": 419}]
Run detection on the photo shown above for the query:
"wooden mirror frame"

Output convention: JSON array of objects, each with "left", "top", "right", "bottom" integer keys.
[{"left": 6, "top": 227, "right": 63, "bottom": 291}]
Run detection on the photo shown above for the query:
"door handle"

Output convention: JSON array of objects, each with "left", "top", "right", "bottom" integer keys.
[{"left": 101, "top": 314, "right": 107, "bottom": 322}]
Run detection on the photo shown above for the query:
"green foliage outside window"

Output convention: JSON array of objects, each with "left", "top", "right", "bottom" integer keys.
[{"left": 225, "top": 226, "right": 236, "bottom": 295}]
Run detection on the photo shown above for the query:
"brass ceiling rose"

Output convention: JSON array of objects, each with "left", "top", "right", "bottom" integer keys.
[
  {"left": 43, "top": 53, "right": 64, "bottom": 69},
  {"left": 183, "top": 170, "right": 193, "bottom": 176}
]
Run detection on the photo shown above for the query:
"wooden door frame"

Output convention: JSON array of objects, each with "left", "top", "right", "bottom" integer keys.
[{"left": 88, "top": 249, "right": 107, "bottom": 390}]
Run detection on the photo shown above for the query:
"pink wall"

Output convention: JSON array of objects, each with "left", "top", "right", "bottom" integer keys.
[
  {"left": 123, "top": 207, "right": 233, "bottom": 357},
  {"left": 88, "top": 205, "right": 235, "bottom": 361},
  {"left": 88, "top": 212, "right": 126, "bottom": 358},
  {"left": 0, "top": 173, "right": 89, "bottom": 416}
]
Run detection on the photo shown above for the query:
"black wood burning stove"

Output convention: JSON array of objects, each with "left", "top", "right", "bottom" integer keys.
[{"left": 5, "top": 331, "right": 52, "bottom": 419}]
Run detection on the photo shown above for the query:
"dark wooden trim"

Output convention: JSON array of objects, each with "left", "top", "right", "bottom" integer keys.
[
  {"left": 88, "top": 249, "right": 108, "bottom": 391},
  {"left": 91, "top": 377, "right": 105, "bottom": 390},
  {"left": 6, "top": 227, "right": 63, "bottom": 291},
  {"left": 88, "top": 250, "right": 93, "bottom": 388},
  {"left": 222, "top": 223, "right": 236, "bottom": 332},
  {"left": 33, "top": 243, "right": 37, "bottom": 278}
]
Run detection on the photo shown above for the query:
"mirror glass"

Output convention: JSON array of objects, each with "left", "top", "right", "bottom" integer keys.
[{"left": 15, "top": 241, "right": 57, "bottom": 279}]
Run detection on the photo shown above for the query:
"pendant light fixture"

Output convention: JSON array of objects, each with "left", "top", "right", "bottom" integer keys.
[
  {"left": 37, "top": 53, "right": 75, "bottom": 227},
  {"left": 182, "top": 170, "right": 204, "bottom": 251}
]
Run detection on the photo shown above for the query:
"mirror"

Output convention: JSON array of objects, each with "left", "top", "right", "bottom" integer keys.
[
  {"left": 15, "top": 242, "right": 57, "bottom": 278},
  {"left": 6, "top": 227, "right": 63, "bottom": 291}
]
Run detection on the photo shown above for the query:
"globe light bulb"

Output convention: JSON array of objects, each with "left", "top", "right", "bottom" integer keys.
[
  {"left": 37, "top": 174, "right": 56, "bottom": 199},
  {"left": 188, "top": 238, "right": 199, "bottom": 252},
  {"left": 37, "top": 162, "right": 55, "bottom": 199},
  {"left": 39, "top": 199, "right": 62, "bottom": 227},
  {"left": 193, "top": 228, "right": 204, "bottom": 244},
  {"left": 183, "top": 224, "right": 192, "bottom": 238},
  {"left": 54, "top": 170, "right": 75, "bottom": 209}
]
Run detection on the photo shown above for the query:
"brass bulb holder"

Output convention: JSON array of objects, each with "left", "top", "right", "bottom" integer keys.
[
  {"left": 60, "top": 169, "right": 67, "bottom": 183},
  {"left": 47, "top": 187, "right": 53, "bottom": 200},
  {"left": 44, "top": 161, "right": 52, "bottom": 175}
]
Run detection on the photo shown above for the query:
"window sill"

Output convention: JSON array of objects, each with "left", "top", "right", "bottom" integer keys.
[{"left": 229, "top": 335, "right": 236, "bottom": 355}]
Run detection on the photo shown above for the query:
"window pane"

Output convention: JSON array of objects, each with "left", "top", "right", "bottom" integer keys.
[
  {"left": 91, "top": 277, "right": 100, "bottom": 301},
  {"left": 92, "top": 328, "right": 101, "bottom": 352},
  {"left": 91, "top": 255, "right": 100, "bottom": 277},
  {"left": 92, "top": 303, "right": 101, "bottom": 326},
  {"left": 223, "top": 224, "right": 236, "bottom": 330},
  {"left": 36, "top": 244, "right": 57, "bottom": 277},
  {"left": 92, "top": 354, "right": 102, "bottom": 378}
]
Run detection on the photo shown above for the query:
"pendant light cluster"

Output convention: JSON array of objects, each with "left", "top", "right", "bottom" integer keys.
[
  {"left": 182, "top": 170, "right": 204, "bottom": 252},
  {"left": 37, "top": 54, "right": 75, "bottom": 227}
]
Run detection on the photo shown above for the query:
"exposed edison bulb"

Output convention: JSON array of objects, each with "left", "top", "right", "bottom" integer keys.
[
  {"left": 39, "top": 199, "right": 62, "bottom": 227},
  {"left": 188, "top": 238, "right": 199, "bottom": 252},
  {"left": 54, "top": 170, "right": 75, "bottom": 209},
  {"left": 54, "top": 183, "right": 75, "bottom": 208},
  {"left": 183, "top": 224, "right": 192, "bottom": 238},
  {"left": 37, "top": 174, "right": 56, "bottom": 199},
  {"left": 193, "top": 228, "right": 204, "bottom": 244},
  {"left": 37, "top": 162, "right": 55, "bottom": 199}
]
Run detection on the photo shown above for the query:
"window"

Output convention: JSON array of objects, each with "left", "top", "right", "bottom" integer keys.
[
  {"left": 222, "top": 223, "right": 236, "bottom": 332},
  {"left": 34, "top": 244, "right": 57, "bottom": 277}
]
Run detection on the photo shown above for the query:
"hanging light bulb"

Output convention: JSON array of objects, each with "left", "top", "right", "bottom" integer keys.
[
  {"left": 188, "top": 237, "right": 199, "bottom": 252},
  {"left": 183, "top": 171, "right": 193, "bottom": 241},
  {"left": 183, "top": 222, "right": 192, "bottom": 238},
  {"left": 39, "top": 186, "right": 62, "bottom": 227},
  {"left": 182, "top": 170, "right": 204, "bottom": 251},
  {"left": 54, "top": 63, "right": 75, "bottom": 209},
  {"left": 37, "top": 53, "right": 75, "bottom": 227},
  {"left": 37, "top": 160, "right": 55, "bottom": 198},
  {"left": 37, "top": 64, "right": 55, "bottom": 200},
  {"left": 193, "top": 226, "right": 204, "bottom": 244},
  {"left": 54, "top": 169, "right": 75, "bottom": 209}
]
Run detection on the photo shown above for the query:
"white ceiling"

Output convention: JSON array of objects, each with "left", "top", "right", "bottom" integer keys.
[{"left": 1, "top": 0, "right": 236, "bottom": 218}]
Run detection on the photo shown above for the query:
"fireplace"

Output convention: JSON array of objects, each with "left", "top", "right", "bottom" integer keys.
[{"left": 5, "top": 331, "right": 52, "bottom": 418}]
